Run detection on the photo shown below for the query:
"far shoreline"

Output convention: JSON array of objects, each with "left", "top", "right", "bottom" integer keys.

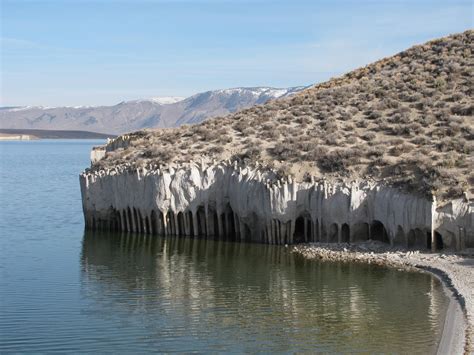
[
  {"left": 292, "top": 242, "right": 472, "bottom": 354},
  {"left": 0, "top": 128, "right": 116, "bottom": 140},
  {"left": 0, "top": 136, "right": 110, "bottom": 141}
]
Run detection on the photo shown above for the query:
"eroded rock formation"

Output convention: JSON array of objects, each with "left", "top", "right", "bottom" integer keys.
[{"left": 80, "top": 160, "right": 473, "bottom": 251}]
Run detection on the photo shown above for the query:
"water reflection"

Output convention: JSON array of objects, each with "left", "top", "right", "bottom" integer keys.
[{"left": 80, "top": 231, "right": 448, "bottom": 353}]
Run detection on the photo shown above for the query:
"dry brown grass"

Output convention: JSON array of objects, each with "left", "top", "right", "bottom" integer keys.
[{"left": 93, "top": 30, "right": 474, "bottom": 202}]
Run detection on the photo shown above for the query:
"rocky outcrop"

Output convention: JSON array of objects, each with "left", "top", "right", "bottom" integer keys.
[
  {"left": 90, "top": 136, "right": 132, "bottom": 163},
  {"left": 80, "top": 160, "right": 473, "bottom": 251}
]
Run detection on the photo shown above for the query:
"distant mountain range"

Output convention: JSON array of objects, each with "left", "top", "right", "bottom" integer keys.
[{"left": 0, "top": 87, "right": 306, "bottom": 134}]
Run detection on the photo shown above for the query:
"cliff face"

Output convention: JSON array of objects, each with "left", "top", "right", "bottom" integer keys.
[{"left": 80, "top": 162, "right": 473, "bottom": 250}]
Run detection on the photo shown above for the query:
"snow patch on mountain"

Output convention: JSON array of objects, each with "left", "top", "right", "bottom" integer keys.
[
  {"left": 214, "top": 86, "right": 306, "bottom": 99},
  {"left": 150, "top": 97, "right": 186, "bottom": 105}
]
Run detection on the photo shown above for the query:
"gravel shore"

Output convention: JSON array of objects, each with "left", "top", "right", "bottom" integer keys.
[{"left": 292, "top": 241, "right": 473, "bottom": 354}]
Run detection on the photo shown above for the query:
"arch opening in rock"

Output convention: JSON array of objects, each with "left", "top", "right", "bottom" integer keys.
[
  {"left": 294, "top": 214, "right": 313, "bottom": 243},
  {"left": 166, "top": 211, "right": 175, "bottom": 235},
  {"left": 426, "top": 231, "right": 432, "bottom": 250},
  {"left": 408, "top": 228, "right": 426, "bottom": 249},
  {"left": 118, "top": 210, "right": 123, "bottom": 231},
  {"left": 427, "top": 230, "right": 444, "bottom": 251},
  {"left": 434, "top": 231, "right": 444, "bottom": 250},
  {"left": 228, "top": 210, "right": 236, "bottom": 241},
  {"left": 341, "top": 223, "right": 350, "bottom": 243},
  {"left": 196, "top": 206, "right": 206, "bottom": 236},
  {"left": 320, "top": 223, "right": 328, "bottom": 242},
  {"left": 441, "top": 230, "right": 457, "bottom": 250},
  {"left": 150, "top": 210, "right": 157, "bottom": 235},
  {"left": 244, "top": 223, "right": 252, "bottom": 242},
  {"left": 352, "top": 222, "right": 369, "bottom": 242},
  {"left": 121, "top": 210, "right": 128, "bottom": 232},
  {"left": 177, "top": 212, "right": 185, "bottom": 236},
  {"left": 171, "top": 211, "right": 178, "bottom": 235},
  {"left": 242, "top": 212, "right": 260, "bottom": 242},
  {"left": 133, "top": 208, "right": 141, "bottom": 233},
  {"left": 222, "top": 204, "right": 236, "bottom": 241},
  {"left": 139, "top": 215, "right": 144, "bottom": 233},
  {"left": 370, "top": 220, "right": 389, "bottom": 244},
  {"left": 158, "top": 211, "right": 165, "bottom": 235},
  {"left": 329, "top": 223, "right": 338, "bottom": 243},
  {"left": 212, "top": 210, "right": 219, "bottom": 238},
  {"left": 220, "top": 213, "right": 226, "bottom": 239},
  {"left": 111, "top": 209, "right": 119, "bottom": 231},
  {"left": 127, "top": 207, "right": 133, "bottom": 232},
  {"left": 187, "top": 211, "right": 194, "bottom": 236},
  {"left": 132, "top": 208, "right": 138, "bottom": 232},
  {"left": 408, "top": 230, "right": 415, "bottom": 248},
  {"left": 206, "top": 205, "right": 218, "bottom": 237},
  {"left": 394, "top": 226, "right": 405, "bottom": 247},
  {"left": 130, "top": 208, "right": 137, "bottom": 232},
  {"left": 294, "top": 216, "right": 306, "bottom": 243},
  {"left": 135, "top": 208, "right": 141, "bottom": 233},
  {"left": 144, "top": 215, "right": 150, "bottom": 234}
]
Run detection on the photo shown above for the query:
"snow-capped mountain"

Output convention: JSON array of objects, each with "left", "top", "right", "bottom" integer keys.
[{"left": 0, "top": 86, "right": 306, "bottom": 134}]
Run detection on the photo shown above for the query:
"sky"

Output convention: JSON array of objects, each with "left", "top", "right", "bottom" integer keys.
[{"left": 1, "top": 0, "right": 472, "bottom": 107}]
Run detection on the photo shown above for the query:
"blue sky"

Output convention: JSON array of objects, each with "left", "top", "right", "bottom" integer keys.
[{"left": 1, "top": 0, "right": 472, "bottom": 107}]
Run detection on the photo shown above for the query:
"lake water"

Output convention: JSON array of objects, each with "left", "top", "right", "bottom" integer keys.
[{"left": 0, "top": 140, "right": 449, "bottom": 353}]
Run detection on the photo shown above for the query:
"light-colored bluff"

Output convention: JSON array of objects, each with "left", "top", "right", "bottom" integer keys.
[
  {"left": 80, "top": 158, "right": 472, "bottom": 251},
  {"left": 80, "top": 31, "right": 473, "bottom": 251}
]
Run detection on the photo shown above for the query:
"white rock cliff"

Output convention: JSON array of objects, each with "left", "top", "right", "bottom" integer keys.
[{"left": 80, "top": 157, "right": 473, "bottom": 251}]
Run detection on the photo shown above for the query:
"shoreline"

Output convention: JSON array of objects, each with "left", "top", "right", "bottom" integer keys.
[
  {"left": 0, "top": 137, "right": 107, "bottom": 141},
  {"left": 425, "top": 266, "right": 465, "bottom": 355},
  {"left": 0, "top": 134, "right": 38, "bottom": 141},
  {"left": 292, "top": 241, "right": 473, "bottom": 354},
  {"left": 0, "top": 129, "right": 115, "bottom": 140}
]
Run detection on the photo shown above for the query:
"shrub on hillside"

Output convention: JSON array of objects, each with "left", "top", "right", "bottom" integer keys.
[{"left": 317, "top": 149, "right": 360, "bottom": 174}]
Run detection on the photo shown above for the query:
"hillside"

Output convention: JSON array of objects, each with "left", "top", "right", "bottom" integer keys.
[
  {"left": 0, "top": 87, "right": 304, "bottom": 134},
  {"left": 92, "top": 30, "right": 473, "bottom": 202}
]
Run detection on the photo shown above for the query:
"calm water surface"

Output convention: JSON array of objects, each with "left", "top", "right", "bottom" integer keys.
[{"left": 0, "top": 140, "right": 449, "bottom": 353}]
